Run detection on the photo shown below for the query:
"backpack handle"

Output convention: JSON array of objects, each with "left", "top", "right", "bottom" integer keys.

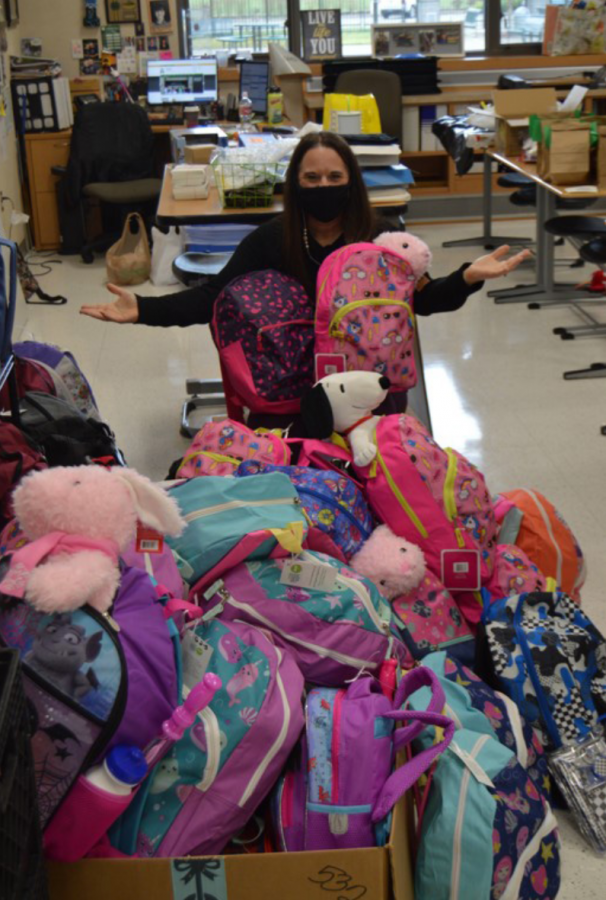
[{"left": 371, "top": 666, "right": 454, "bottom": 823}]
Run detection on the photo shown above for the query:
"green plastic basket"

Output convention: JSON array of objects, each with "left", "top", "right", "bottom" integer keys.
[{"left": 212, "top": 157, "right": 279, "bottom": 209}]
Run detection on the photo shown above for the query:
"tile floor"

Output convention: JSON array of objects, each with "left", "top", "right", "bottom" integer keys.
[{"left": 12, "top": 218, "right": 606, "bottom": 897}]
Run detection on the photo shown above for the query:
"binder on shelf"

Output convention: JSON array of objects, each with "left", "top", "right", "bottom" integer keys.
[
  {"left": 362, "top": 164, "right": 414, "bottom": 189},
  {"left": 402, "top": 107, "right": 420, "bottom": 152},
  {"left": 420, "top": 105, "right": 437, "bottom": 151}
]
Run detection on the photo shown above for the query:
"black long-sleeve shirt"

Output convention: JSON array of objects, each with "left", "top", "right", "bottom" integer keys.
[{"left": 138, "top": 216, "right": 482, "bottom": 327}]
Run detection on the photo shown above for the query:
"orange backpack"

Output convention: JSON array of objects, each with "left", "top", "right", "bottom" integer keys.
[{"left": 495, "top": 488, "right": 585, "bottom": 603}]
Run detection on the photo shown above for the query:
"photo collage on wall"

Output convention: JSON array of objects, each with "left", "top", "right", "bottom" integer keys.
[{"left": 77, "top": 1, "right": 173, "bottom": 77}]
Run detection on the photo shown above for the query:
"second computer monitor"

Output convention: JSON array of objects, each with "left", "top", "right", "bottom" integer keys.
[{"left": 239, "top": 61, "right": 270, "bottom": 116}]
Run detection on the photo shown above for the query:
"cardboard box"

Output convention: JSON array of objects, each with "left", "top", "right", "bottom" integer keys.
[
  {"left": 493, "top": 88, "right": 557, "bottom": 157},
  {"left": 47, "top": 789, "right": 414, "bottom": 900},
  {"left": 184, "top": 144, "right": 216, "bottom": 165},
  {"left": 598, "top": 126, "right": 606, "bottom": 189}
]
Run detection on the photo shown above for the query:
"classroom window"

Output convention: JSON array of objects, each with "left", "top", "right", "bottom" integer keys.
[
  {"left": 499, "top": 0, "right": 562, "bottom": 47},
  {"left": 183, "top": 0, "right": 289, "bottom": 56}
]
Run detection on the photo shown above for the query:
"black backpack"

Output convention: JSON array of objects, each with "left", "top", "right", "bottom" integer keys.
[{"left": 17, "top": 392, "right": 125, "bottom": 467}]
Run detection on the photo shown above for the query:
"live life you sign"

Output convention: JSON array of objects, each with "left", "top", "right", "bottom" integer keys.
[{"left": 301, "top": 9, "right": 342, "bottom": 61}]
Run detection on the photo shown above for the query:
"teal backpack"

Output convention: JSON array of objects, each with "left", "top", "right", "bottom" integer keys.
[
  {"left": 111, "top": 617, "right": 304, "bottom": 858},
  {"left": 409, "top": 653, "right": 561, "bottom": 900},
  {"left": 165, "top": 473, "right": 309, "bottom": 595}
]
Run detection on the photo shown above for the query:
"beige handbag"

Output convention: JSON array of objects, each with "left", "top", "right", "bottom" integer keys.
[{"left": 106, "top": 212, "right": 151, "bottom": 286}]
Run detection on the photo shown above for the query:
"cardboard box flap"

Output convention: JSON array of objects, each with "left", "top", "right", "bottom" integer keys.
[{"left": 492, "top": 88, "right": 557, "bottom": 120}]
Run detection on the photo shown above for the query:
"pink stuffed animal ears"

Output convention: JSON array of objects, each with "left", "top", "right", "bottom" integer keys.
[{"left": 111, "top": 468, "right": 185, "bottom": 536}]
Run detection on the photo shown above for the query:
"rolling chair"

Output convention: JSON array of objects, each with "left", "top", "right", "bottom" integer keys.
[{"left": 55, "top": 103, "right": 162, "bottom": 263}]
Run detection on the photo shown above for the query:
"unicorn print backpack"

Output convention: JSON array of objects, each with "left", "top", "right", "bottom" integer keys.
[{"left": 314, "top": 239, "right": 425, "bottom": 391}]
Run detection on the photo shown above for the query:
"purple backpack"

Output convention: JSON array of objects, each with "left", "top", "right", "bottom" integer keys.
[
  {"left": 0, "top": 563, "right": 178, "bottom": 830},
  {"left": 212, "top": 269, "right": 315, "bottom": 417},
  {"left": 14, "top": 340, "right": 100, "bottom": 420},
  {"left": 272, "top": 667, "right": 454, "bottom": 850},
  {"left": 235, "top": 461, "right": 374, "bottom": 561},
  {"left": 206, "top": 551, "right": 410, "bottom": 685}
]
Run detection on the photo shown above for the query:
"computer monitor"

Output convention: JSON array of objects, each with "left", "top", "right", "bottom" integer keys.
[
  {"left": 239, "top": 61, "right": 270, "bottom": 116},
  {"left": 147, "top": 58, "right": 218, "bottom": 105}
]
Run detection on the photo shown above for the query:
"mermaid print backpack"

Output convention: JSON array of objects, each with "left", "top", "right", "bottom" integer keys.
[{"left": 315, "top": 243, "right": 417, "bottom": 391}]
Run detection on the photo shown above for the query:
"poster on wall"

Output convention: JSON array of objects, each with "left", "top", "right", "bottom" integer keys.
[
  {"left": 301, "top": 9, "right": 342, "bottom": 61},
  {"left": 372, "top": 22, "right": 464, "bottom": 57},
  {"left": 148, "top": 0, "right": 172, "bottom": 34},
  {"left": 21, "top": 37, "right": 42, "bottom": 57},
  {"left": 105, "top": 0, "right": 141, "bottom": 24},
  {"left": 101, "top": 24, "right": 123, "bottom": 52}
]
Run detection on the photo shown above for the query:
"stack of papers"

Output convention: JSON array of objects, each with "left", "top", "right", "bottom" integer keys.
[
  {"left": 10, "top": 55, "right": 62, "bottom": 78},
  {"left": 351, "top": 144, "right": 402, "bottom": 167},
  {"left": 172, "top": 164, "right": 210, "bottom": 201}
]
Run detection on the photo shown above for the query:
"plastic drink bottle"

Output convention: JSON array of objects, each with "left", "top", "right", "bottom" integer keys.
[
  {"left": 85, "top": 744, "right": 149, "bottom": 795},
  {"left": 239, "top": 91, "right": 254, "bottom": 128}
]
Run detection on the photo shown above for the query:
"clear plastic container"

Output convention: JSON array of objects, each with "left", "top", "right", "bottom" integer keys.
[{"left": 239, "top": 91, "right": 254, "bottom": 129}]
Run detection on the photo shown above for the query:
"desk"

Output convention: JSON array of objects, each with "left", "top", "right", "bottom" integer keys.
[
  {"left": 156, "top": 165, "right": 409, "bottom": 227},
  {"left": 486, "top": 152, "right": 606, "bottom": 306}
]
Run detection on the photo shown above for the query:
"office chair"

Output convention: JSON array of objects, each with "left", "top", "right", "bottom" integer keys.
[
  {"left": 56, "top": 103, "right": 162, "bottom": 263},
  {"left": 334, "top": 69, "right": 402, "bottom": 142}
]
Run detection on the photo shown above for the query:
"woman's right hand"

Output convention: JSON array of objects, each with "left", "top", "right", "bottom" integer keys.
[{"left": 80, "top": 283, "right": 139, "bottom": 324}]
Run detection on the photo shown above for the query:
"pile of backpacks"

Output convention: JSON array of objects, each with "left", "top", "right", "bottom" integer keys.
[{"left": 1, "top": 234, "right": 606, "bottom": 899}]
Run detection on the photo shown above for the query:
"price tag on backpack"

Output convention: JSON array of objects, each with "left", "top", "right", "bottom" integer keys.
[
  {"left": 441, "top": 549, "right": 481, "bottom": 592},
  {"left": 315, "top": 353, "right": 346, "bottom": 381},
  {"left": 182, "top": 629, "right": 214, "bottom": 689},
  {"left": 136, "top": 526, "right": 164, "bottom": 554},
  {"left": 280, "top": 559, "right": 337, "bottom": 592}
]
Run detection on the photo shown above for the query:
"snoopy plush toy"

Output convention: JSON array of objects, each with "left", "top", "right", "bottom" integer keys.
[{"left": 300, "top": 371, "right": 390, "bottom": 467}]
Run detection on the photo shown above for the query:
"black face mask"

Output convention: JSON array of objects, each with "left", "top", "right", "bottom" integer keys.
[{"left": 296, "top": 184, "right": 350, "bottom": 223}]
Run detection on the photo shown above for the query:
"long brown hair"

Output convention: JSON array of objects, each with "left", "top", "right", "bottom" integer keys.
[{"left": 281, "top": 131, "right": 375, "bottom": 298}]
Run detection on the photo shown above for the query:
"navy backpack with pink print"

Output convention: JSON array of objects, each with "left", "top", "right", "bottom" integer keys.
[{"left": 212, "top": 270, "right": 315, "bottom": 418}]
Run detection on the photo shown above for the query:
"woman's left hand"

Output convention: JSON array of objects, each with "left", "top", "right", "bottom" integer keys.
[{"left": 463, "top": 245, "right": 532, "bottom": 286}]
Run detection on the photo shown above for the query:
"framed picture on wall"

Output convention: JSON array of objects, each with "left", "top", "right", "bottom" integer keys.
[
  {"left": 105, "top": 0, "right": 141, "bottom": 24},
  {"left": 148, "top": 0, "right": 172, "bottom": 34}
]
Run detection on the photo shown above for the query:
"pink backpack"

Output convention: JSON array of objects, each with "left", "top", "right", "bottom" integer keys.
[
  {"left": 177, "top": 419, "right": 290, "bottom": 478},
  {"left": 315, "top": 243, "right": 417, "bottom": 391},
  {"left": 298, "top": 414, "right": 499, "bottom": 626}
]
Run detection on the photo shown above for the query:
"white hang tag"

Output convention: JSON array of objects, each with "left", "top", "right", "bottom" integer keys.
[
  {"left": 449, "top": 743, "right": 495, "bottom": 788},
  {"left": 182, "top": 629, "right": 214, "bottom": 690},
  {"left": 280, "top": 559, "right": 338, "bottom": 592}
]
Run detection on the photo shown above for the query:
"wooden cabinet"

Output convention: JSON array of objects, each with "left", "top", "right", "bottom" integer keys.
[{"left": 24, "top": 130, "right": 71, "bottom": 251}]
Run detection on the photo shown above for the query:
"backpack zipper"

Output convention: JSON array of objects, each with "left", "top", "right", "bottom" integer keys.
[
  {"left": 374, "top": 432, "right": 428, "bottom": 539},
  {"left": 450, "top": 734, "right": 491, "bottom": 900},
  {"left": 444, "top": 449, "right": 466, "bottom": 550},
  {"left": 329, "top": 299, "right": 413, "bottom": 340},
  {"left": 183, "top": 495, "right": 300, "bottom": 523},
  {"left": 178, "top": 450, "right": 242, "bottom": 474},
  {"left": 295, "top": 485, "right": 372, "bottom": 540},
  {"left": 238, "top": 644, "right": 290, "bottom": 807},
  {"left": 331, "top": 689, "right": 346, "bottom": 802},
  {"left": 221, "top": 590, "right": 379, "bottom": 669},
  {"left": 256, "top": 319, "right": 315, "bottom": 353}
]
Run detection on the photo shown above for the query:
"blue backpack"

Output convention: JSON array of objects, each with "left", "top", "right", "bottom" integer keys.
[
  {"left": 478, "top": 590, "right": 606, "bottom": 751},
  {"left": 235, "top": 461, "right": 373, "bottom": 561},
  {"left": 409, "top": 652, "right": 561, "bottom": 900}
]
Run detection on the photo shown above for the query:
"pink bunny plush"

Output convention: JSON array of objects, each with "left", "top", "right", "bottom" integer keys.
[
  {"left": 349, "top": 524, "right": 426, "bottom": 600},
  {"left": 0, "top": 466, "right": 185, "bottom": 614},
  {"left": 374, "top": 231, "right": 432, "bottom": 281}
]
